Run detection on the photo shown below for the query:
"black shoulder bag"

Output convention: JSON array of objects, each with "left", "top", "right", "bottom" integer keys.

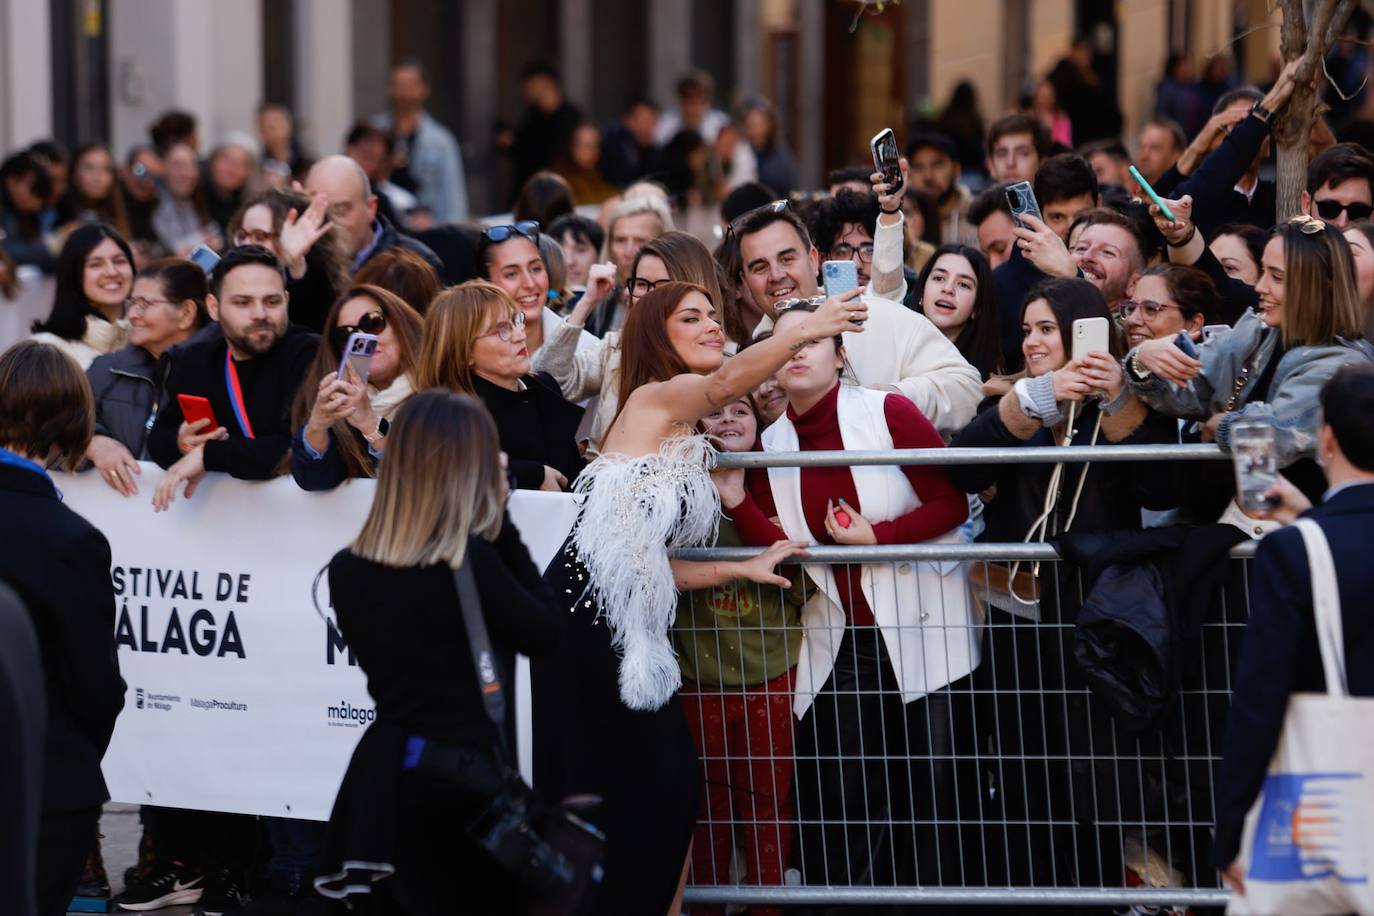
[{"left": 406, "top": 561, "right": 604, "bottom": 914}]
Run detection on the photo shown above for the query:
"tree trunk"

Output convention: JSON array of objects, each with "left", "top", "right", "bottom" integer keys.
[{"left": 1273, "top": 0, "right": 1356, "bottom": 220}]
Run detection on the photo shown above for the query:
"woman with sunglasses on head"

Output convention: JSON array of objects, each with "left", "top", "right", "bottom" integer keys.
[
  {"left": 228, "top": 187, "right": 347, "bottom": 333},
  {"left": 1128, "top": 217, "right": 1374, "bottom": 519},
  {"left": 415, "top": 281, "right": 584, "bottom": 492},
  {"left": 534, "top": 231, "right": 727, "bottom": 454},
  {"left": 84, "top": 259, "right": 210, "bottom": 496},
  {"left": 477, "top": 220, "right": 600, "bottom": 363},
  {"left": 533, "top": 280, "right": 863, "bottom": 915},
  {"left": 290, "top": 285, "right": 423, "bottom": 491}
]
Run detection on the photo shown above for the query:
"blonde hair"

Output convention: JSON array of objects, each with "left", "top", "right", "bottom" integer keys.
[
  {"left": 601, "top": 195, "right": 674, "bottom": 262},
  {"left": 415, "top": 281, "right": 520, "bottom": 395},
  {"left": 351, "top": 390, "right": 505, "bottom": 569}
]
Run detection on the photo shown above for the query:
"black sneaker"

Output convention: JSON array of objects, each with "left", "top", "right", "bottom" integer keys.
[
  {"left": 114, "top": 863, "right": 204, "bottom": 910},
  {"left": 195, "top": 867, "right": 245, "bottom": 916}
]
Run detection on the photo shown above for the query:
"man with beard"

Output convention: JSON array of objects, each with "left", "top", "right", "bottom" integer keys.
[
  {"left": 148, "top": 246, "right": 319, "bottom": 503},
  {"left": 906, "top": 131, "right": 974, "bottom": 244}
]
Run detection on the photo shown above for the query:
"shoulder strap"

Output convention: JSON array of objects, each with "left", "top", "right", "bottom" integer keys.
[
  {"left": 452, "top": 560, "right": 512, "bottom": 754},
  {"left": 1292, "top": 518, "right": 1347, "bottom": 697}
]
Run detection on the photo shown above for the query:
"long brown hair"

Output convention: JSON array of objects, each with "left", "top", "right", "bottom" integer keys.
[
  {"left": 629, "top": 231, "right": 726, "bottom": 326},
  {"left": 614, "top": 281, "right": 706, "bottom": 425},
  {"left": 1272, "top": 219, "right": 1364, "bottom": 346},
  {"left": 353, "top": 246, "right": 441, "bottom": 315},
  {"left": 290, "top": 285, "right": 424, "bottom": 479},
  {"left": 414, "top": 281, "right": 520, "bottom": 396}
]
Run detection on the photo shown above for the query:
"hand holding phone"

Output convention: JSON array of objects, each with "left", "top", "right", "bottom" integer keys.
[
  {"left": 1071, "top": 317, "right": 1111, "bottom": 363},
  {"left": 177, "top": 394, "right": 218, "bottom": 430},
  {"left": 1005, "top": 181, "right": 1043, "bottom": 229},
  {"left": 1173, "top": 330, "right": 1199, "bottom": 358},
  {"left": 337, "top": 332, "right": 379, "bottom": 388},
  {"left": 870, "top": 129, "right": 904, "bottom": 196},
  {"left": 1128, "top": 166, "right": 1176, "bottom": 222},
  {"left": 1231, "top": 421, "right": 1281, "bottom": 511}
]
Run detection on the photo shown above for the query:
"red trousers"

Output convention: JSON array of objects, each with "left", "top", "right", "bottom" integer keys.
[{"left": 680, "top": 668, "right": 796, "bottom": 916}]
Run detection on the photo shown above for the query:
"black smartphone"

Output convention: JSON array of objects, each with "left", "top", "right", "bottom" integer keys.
[{"left": 870, "top": 129, "right": 903, "bottom": 195}]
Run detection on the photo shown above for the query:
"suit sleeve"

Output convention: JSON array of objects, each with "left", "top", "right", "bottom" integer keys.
[
  {"left": 1172, "top": 115, "right": 1269, "bottom": 238},
  {"left": 55, "top": 529, "right": 126, "bottom": 754},
  {"left": 289, "top": 427, "right": 350, "bottom": 491},
  {"left": 1211, "top": 529, "right": 1307, "bottom": 867}
]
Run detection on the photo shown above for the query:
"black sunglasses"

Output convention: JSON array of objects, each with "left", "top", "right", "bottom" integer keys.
[
  {"left": 482, "top": 220, "right": 541, "bottom": 243},
  {"left": 1313, "top": 199, "right": 1374, "bottom": 222},
  {"left": 330, "top": 310, "right": 387, "bottom": 349}
]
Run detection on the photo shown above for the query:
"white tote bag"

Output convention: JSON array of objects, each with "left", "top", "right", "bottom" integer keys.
[{"left": 1227, "top": 519, "right": 1374, "bottom": 916}]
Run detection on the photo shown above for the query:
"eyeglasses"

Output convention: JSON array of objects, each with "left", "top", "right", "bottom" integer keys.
[
  {"left": 330, "top": 310, "right": 387, "bottom": 349},
  {"left": 1117, "top": 300, "right": 1181, "bottom": 320},
  {"left": 125, "top": 296, "right": 177, "bottom": 313},
  {"left": 627, "top": 277, "right": 672, "bottom": 299},
  {"left": 234, "top": 228, "right": 277, "bottom": 247},
  {"left": 1312, "top": 199, "right": 1373, "bottom": 222},
  {"left": 482, "top": 220, "right": 541, "bottom": 243},
  {"left": 828, "top": 242, "right": 875, "bottom": 264},
  {"left": 477, "top": 309, "right": 527, "bottom": 342},
  {"left": 775, "top": 295, "right": 826, "bottom": 312},
  {"left": 725, "top": 199, "right": 790, "bottom": 240}
]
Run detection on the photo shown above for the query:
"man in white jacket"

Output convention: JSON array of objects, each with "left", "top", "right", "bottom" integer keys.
[{"left": 736, "top": 204, "right": 982, "bottom": 436}]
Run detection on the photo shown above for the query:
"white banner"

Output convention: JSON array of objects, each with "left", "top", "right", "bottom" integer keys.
[{"left": 58, "top": 464, "right": 578, "bottom": 821}]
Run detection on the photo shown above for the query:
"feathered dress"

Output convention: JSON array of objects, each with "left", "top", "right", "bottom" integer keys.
[{"left": 532, "top": 435, "right": 719, "bottom": 914}]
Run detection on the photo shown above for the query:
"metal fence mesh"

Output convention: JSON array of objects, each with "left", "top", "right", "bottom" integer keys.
[{"left": 674, "top": 542, "right": 1251, "bottom": 909}]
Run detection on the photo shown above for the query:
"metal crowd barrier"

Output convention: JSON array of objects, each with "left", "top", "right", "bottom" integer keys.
[{"left": 675, "top": 443, "right": 1251, "bottom": 909}]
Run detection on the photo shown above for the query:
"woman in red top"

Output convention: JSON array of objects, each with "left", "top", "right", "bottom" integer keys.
[{"left": 725, "top": 300, "right": 979, "bottom": 888}]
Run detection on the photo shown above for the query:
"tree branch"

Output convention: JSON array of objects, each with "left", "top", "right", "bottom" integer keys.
[
  {"left": 1324, "top": 0, "right": 1358, "bottom": 47},
  {"left": 1207, "top": 22, "right": 1279, "bottom": 59}
]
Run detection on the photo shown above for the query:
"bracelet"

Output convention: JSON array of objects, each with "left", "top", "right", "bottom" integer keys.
[
  {"left": 1128, "top": 351, "right": 1153, "bottom": 382},
  {"left": 1166, "top": 224, "right": 1197, "bottom": 248},
  {"left": 363, "top": 417, "right": 389, "bottom": 444}
]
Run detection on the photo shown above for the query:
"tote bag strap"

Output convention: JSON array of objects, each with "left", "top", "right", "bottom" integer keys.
[{"left": 1292, "top": 518, "right": 1348, "bottom": 698}]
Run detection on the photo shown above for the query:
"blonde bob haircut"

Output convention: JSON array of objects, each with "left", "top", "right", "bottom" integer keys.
[
  {"left": 351, "top": 389, "right": 505, "bottom": 569},
  {"left": 414, "top": 280, "right": 521, "bottom": 396},
  {"left": 1272, "top": 218, "right": 1364, "bottom": 346},
  {"left": 600, "top": 194, "right": 675, "bottom": 262}
]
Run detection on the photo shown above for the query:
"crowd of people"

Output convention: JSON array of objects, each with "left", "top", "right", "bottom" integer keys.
[{"left": 3, "top": 37, "right": 1374, "bottom": 916}]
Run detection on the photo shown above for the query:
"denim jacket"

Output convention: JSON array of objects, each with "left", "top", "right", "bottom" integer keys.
[
  {"left": 1127, "top": 309, "right": 1374, "bottom": 467},
  {"left": 370, "top": 110, "right": 468, "bottom": 223}
]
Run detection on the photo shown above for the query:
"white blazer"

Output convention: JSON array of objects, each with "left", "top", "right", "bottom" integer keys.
[{"left": 763, "top": 384, "right": 981, "bottom": 717}]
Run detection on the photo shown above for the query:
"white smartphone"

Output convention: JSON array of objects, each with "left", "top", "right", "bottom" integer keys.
[
  {"left": 822, "top": 260, "right": 860, "bottom": 298},
  {"left": 338, "top": 332, "right": 378, "bottom": 386},
  {"left": 1071, "top": 316, "right": 1111, "bottom": 362}
]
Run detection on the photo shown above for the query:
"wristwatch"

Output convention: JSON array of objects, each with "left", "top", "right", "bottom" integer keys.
[
  {"left": 364, "top": 417, "right": 389, "bottom": 445},
  {"left": 1251, "top": 102, "right": 1274, "bottom": 126}
]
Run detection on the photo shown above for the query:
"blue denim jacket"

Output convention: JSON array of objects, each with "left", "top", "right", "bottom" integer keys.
[{"left": 1127, "top": 309, "right": 1374, "bottom": 467}]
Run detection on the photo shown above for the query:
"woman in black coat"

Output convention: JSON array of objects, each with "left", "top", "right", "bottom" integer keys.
[
  {"left": 0, "top": 341, "right": 125, "bottom": 916},
  {"left": 415, "top": 281, "right": 584, "bottom": 491},
  {"left": 316, "top": 391, "right": 561, "bottom": 914},
  {"left": 948, "top": 279, "right": 1177, "bottom": 890},
  {"left": 84, "top": 258, "right": 210, "bottom": 496}
]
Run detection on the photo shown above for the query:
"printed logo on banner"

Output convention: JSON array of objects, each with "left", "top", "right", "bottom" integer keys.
[
  {"left": 1248, "top": 772, "right": 1369, "bottom": 884},
  {"left": 326, "top": 700, "right": 376, "bottom": 728},
  {"left": 111, "top": 568, "right": 250, "bottom": 659},
  {"left": 134, "top": 688, "right": 183, "bottom": 712},
  {"left": 190, "top": 697, "right": 248, "bottom": 712}
]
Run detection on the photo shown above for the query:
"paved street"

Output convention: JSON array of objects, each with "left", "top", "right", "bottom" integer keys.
[{"left": 82, "top": 803, "right": 193, "bottom": 915}]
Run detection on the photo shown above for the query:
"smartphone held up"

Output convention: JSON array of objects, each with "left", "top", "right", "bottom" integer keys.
[{"left": 870, "top": 129, "right": 903, "bottom": 195}]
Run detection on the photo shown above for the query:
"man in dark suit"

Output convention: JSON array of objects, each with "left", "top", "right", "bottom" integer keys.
[
  {"left": 0, "top": 582, "right": 46, "bottom": 916},
  {"left": 0, "top": 341, "right": 125, "bottom": 916},
  {"left": 1213, "top": 365, "right": 1374, "bottom": 894}
]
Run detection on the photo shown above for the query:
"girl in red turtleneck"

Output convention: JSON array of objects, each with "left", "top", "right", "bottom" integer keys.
[{"left": 721, "top": 301, "right": 979, "bottom": 888}]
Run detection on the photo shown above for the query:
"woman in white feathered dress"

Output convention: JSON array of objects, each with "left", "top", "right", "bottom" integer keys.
[{"left": 532, "top": 280, "right": 866, "bottom": 915}]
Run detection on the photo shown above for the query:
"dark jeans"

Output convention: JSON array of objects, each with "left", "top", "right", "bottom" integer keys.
[
  {"left": 36, "top": 806, "right": 100, "bottom": 916},
  {"left": 791, "top": 627, "right": 978, "bottom": 889}
]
